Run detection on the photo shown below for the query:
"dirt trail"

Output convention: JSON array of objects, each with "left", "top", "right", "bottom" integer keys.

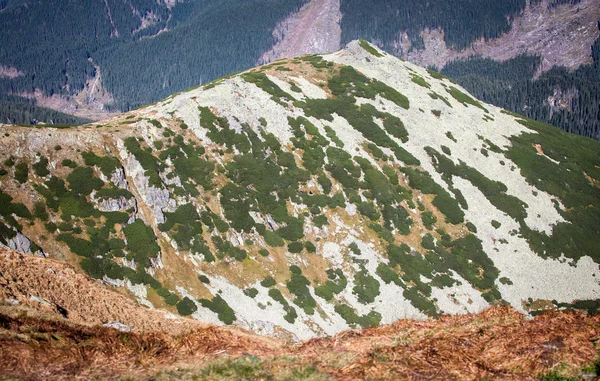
[{"left": 259, "top": 0, "right": 341, "bottom": 64}]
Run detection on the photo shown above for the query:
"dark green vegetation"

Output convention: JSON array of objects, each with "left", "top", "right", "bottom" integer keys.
[
  {"left": 286, "top": 266, "right": 317, "bottom": 315},
  {"left": 401, "top": 167, "right": 464, "bottom": 224},
  {"left": 445, "top": 87, "right": 488, "bottom": 113},
  {"left": 0, "top": 94, "right": 90, "bottom": 126},
  {"left": 295, "top": 65, "right": 416, "bottom": 166},
  {"left": 160, "top": 204, "right": 213, "bottom": 261},
  {"left": 176, "top": 297, "right": 197, "bottom": 316},
  {"left": 0, "top": 0, "right": 305, "bottom": 113},
  {"left": 504, "top": 116, "right": 600, "bottom": 263},
  {"left": 383, "top": 232, "right": 502, "bottom": 313},
  {"left": 315, "top": 269, "right": 347, "bottom": 301},
  {"left": 359, "top": 40, "right": 383, "bottom": 58},
  {"left": 199, "top": 295, "right": 237, "bottom": 324},
  {"left": 268, "top": 288, "right": 298, "bottom": 324},
  {"left": 0, "top": 190, "right": 31, "bottom": 244},
  {"left": 442, "top": 36, "right": 600, "bottom": 140},
  {"left": 341, "top": 0, "right": 548, "bottom": 51},
  {"left": 22, "top": 151, "right": 180, "bottom": 308},
  {"left": 426, "top": 147, "right": 527, "bottom": 222},
  {"left": 335, "top": 304, "right": 381, "bottom": 328}
]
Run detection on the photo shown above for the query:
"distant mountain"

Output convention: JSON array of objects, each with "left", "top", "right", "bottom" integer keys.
[
  {"left": 0, "top": 41, "right": 598, "bottom": 340},
  {"left": 0, "top": 0, "right": 598, "bottom": 140}
]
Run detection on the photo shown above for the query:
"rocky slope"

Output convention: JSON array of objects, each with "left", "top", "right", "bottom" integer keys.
[{"left": 0, "top": 41, "right": 598, "bottom": 341}]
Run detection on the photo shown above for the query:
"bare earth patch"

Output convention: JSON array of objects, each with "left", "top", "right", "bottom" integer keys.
[{"left": 0, "top": 65, "right": 24, "bottom": 79}]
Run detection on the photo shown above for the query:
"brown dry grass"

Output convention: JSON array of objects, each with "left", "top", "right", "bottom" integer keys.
[
  {"left": 297, "top": 306, "right": 600, "bottom": 380},
  {"left": 1, "top": 244, "right": 599, "bottom": 380},
  {"left": 0, "top": 307, "right": 280, "bottom": 381},
  {"left": 0, "top": 303, "right": 598, "bottom": 380}
]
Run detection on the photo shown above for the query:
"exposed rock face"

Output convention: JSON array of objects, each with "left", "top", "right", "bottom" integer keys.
[
  {"left": 259, "top": 0, "right": 341, "bottom": 64},
  {"left": 111, "top": 167, "right": 129, "bottom": 189},
  {"left": 93, "top": 194, "right": 137, "bottom": 212},
  {"left": 121, "top": 152, "right": 175, "bottom": 224},
  {"left": 7, "top": 233, "right": 31, "bottom": 254},
  {"left": 102, "top": 321, "right": 133, "bottom": 332}
]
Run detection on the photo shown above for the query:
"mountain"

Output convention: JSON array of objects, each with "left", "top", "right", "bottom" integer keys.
[
  {"left": 0, "top": 0, "right": 598, "bottom": 140},
  {"left": 0, "top": 41, "right": 599, "bottom": 342}
]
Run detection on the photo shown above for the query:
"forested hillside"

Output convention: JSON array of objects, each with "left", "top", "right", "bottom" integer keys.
[
  {"left": 442, "top": 35, "right": 600, "bottom": 140},
  {"left": 0, "top": 95, "right": 90, "bottom": 125},
  {"left": 0, "top": 0, "right": 305, "bottom": 112},
  {"left": 340, "top": 0, "right": 581, "bottom": 51},
  {"left": 0, "top": 0, "right": 597, "bottom": 141}
]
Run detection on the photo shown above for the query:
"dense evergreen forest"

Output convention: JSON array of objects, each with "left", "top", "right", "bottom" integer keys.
[
  {"left": 95, "top": 0, "right": 306, "bottom": 110},
  {"left": 0, "top": 0, "right": 596, "bottom": 140},
  {"left": 0, "top": 95, "right": 90, "bottom": 125},
  {"left": 340, "top": 0, "right": 581, "bottom": 51},
  {"left": 0, "top": 0, "right": 305, "bottom": 112},
  {"left": 441, "top": 35, "right": 600, "bottom": 140}
]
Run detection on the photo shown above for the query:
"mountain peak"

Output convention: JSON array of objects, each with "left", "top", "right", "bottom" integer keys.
[{"left": 0, "top": 43, "right": 598, "bottom": 340}]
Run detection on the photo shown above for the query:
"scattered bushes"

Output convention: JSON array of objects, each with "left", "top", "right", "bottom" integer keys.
[
  {"left": 177, "top": 297, "right": 197, "bottom": 316},
  {"left": 67, "top": 167, "right": 104, "bottom": 196},
  {"left": 261, "top": 276, "right": 276, "bottom": 288},
  {"left": 199, "top": 295, "right": 236, "bottom": 324},
  {"left": 82, "top": 151, "right": 120, "bottom": 177},
  {"left": 14, "top": 162, "right": 28, "bottom": 183},
  {"left": 123, "top": 220, "right": 160, "bottom": 265},
  {"left": 288, "top": 241, "right": 304, "bottom": 253},
  {"left": 359, "top": 40, "right": 383, "bottom": 58},
  {"left": 445, "top": 86, "right": 488, "bottom": 112},
  {"left": 421, "top": 211, "right": 437, "bottom": 229},
  {"left": 352, "top": 269, "right": 380, "bottom": 304},
  {"left": 286, "top": 266, "right": 316, "bottom": 315},
  {"left": 268, "top": 288, "right": 298, "bottom": 323},
  {"left": 315, "top": 269, "right": 347, "bottom": 300},
  {"left": 198, "top": 275, "right": 210, "bottom": 284},
  {"left": 263, "top": 230, "right": 285, "bottom": 247},
  {"left": 334, "top": 304, "right": 381, "bottom": 328},
  {"left": 410, "top": 74, "right": 431, "bottom": 89}
]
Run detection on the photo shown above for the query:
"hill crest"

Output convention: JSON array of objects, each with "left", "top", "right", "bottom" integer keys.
[{"left": 0, "top": 40, "right": 598, "bottom": 340}]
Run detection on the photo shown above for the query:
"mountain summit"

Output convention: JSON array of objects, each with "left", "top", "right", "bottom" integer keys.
[{"left": 0, "top": 41, "right": 598, "bottom": 340}]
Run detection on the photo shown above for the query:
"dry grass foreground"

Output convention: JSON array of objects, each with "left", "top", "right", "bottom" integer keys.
[{"left": 0, "top": 248, "right": 599, "bottom": 380}]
